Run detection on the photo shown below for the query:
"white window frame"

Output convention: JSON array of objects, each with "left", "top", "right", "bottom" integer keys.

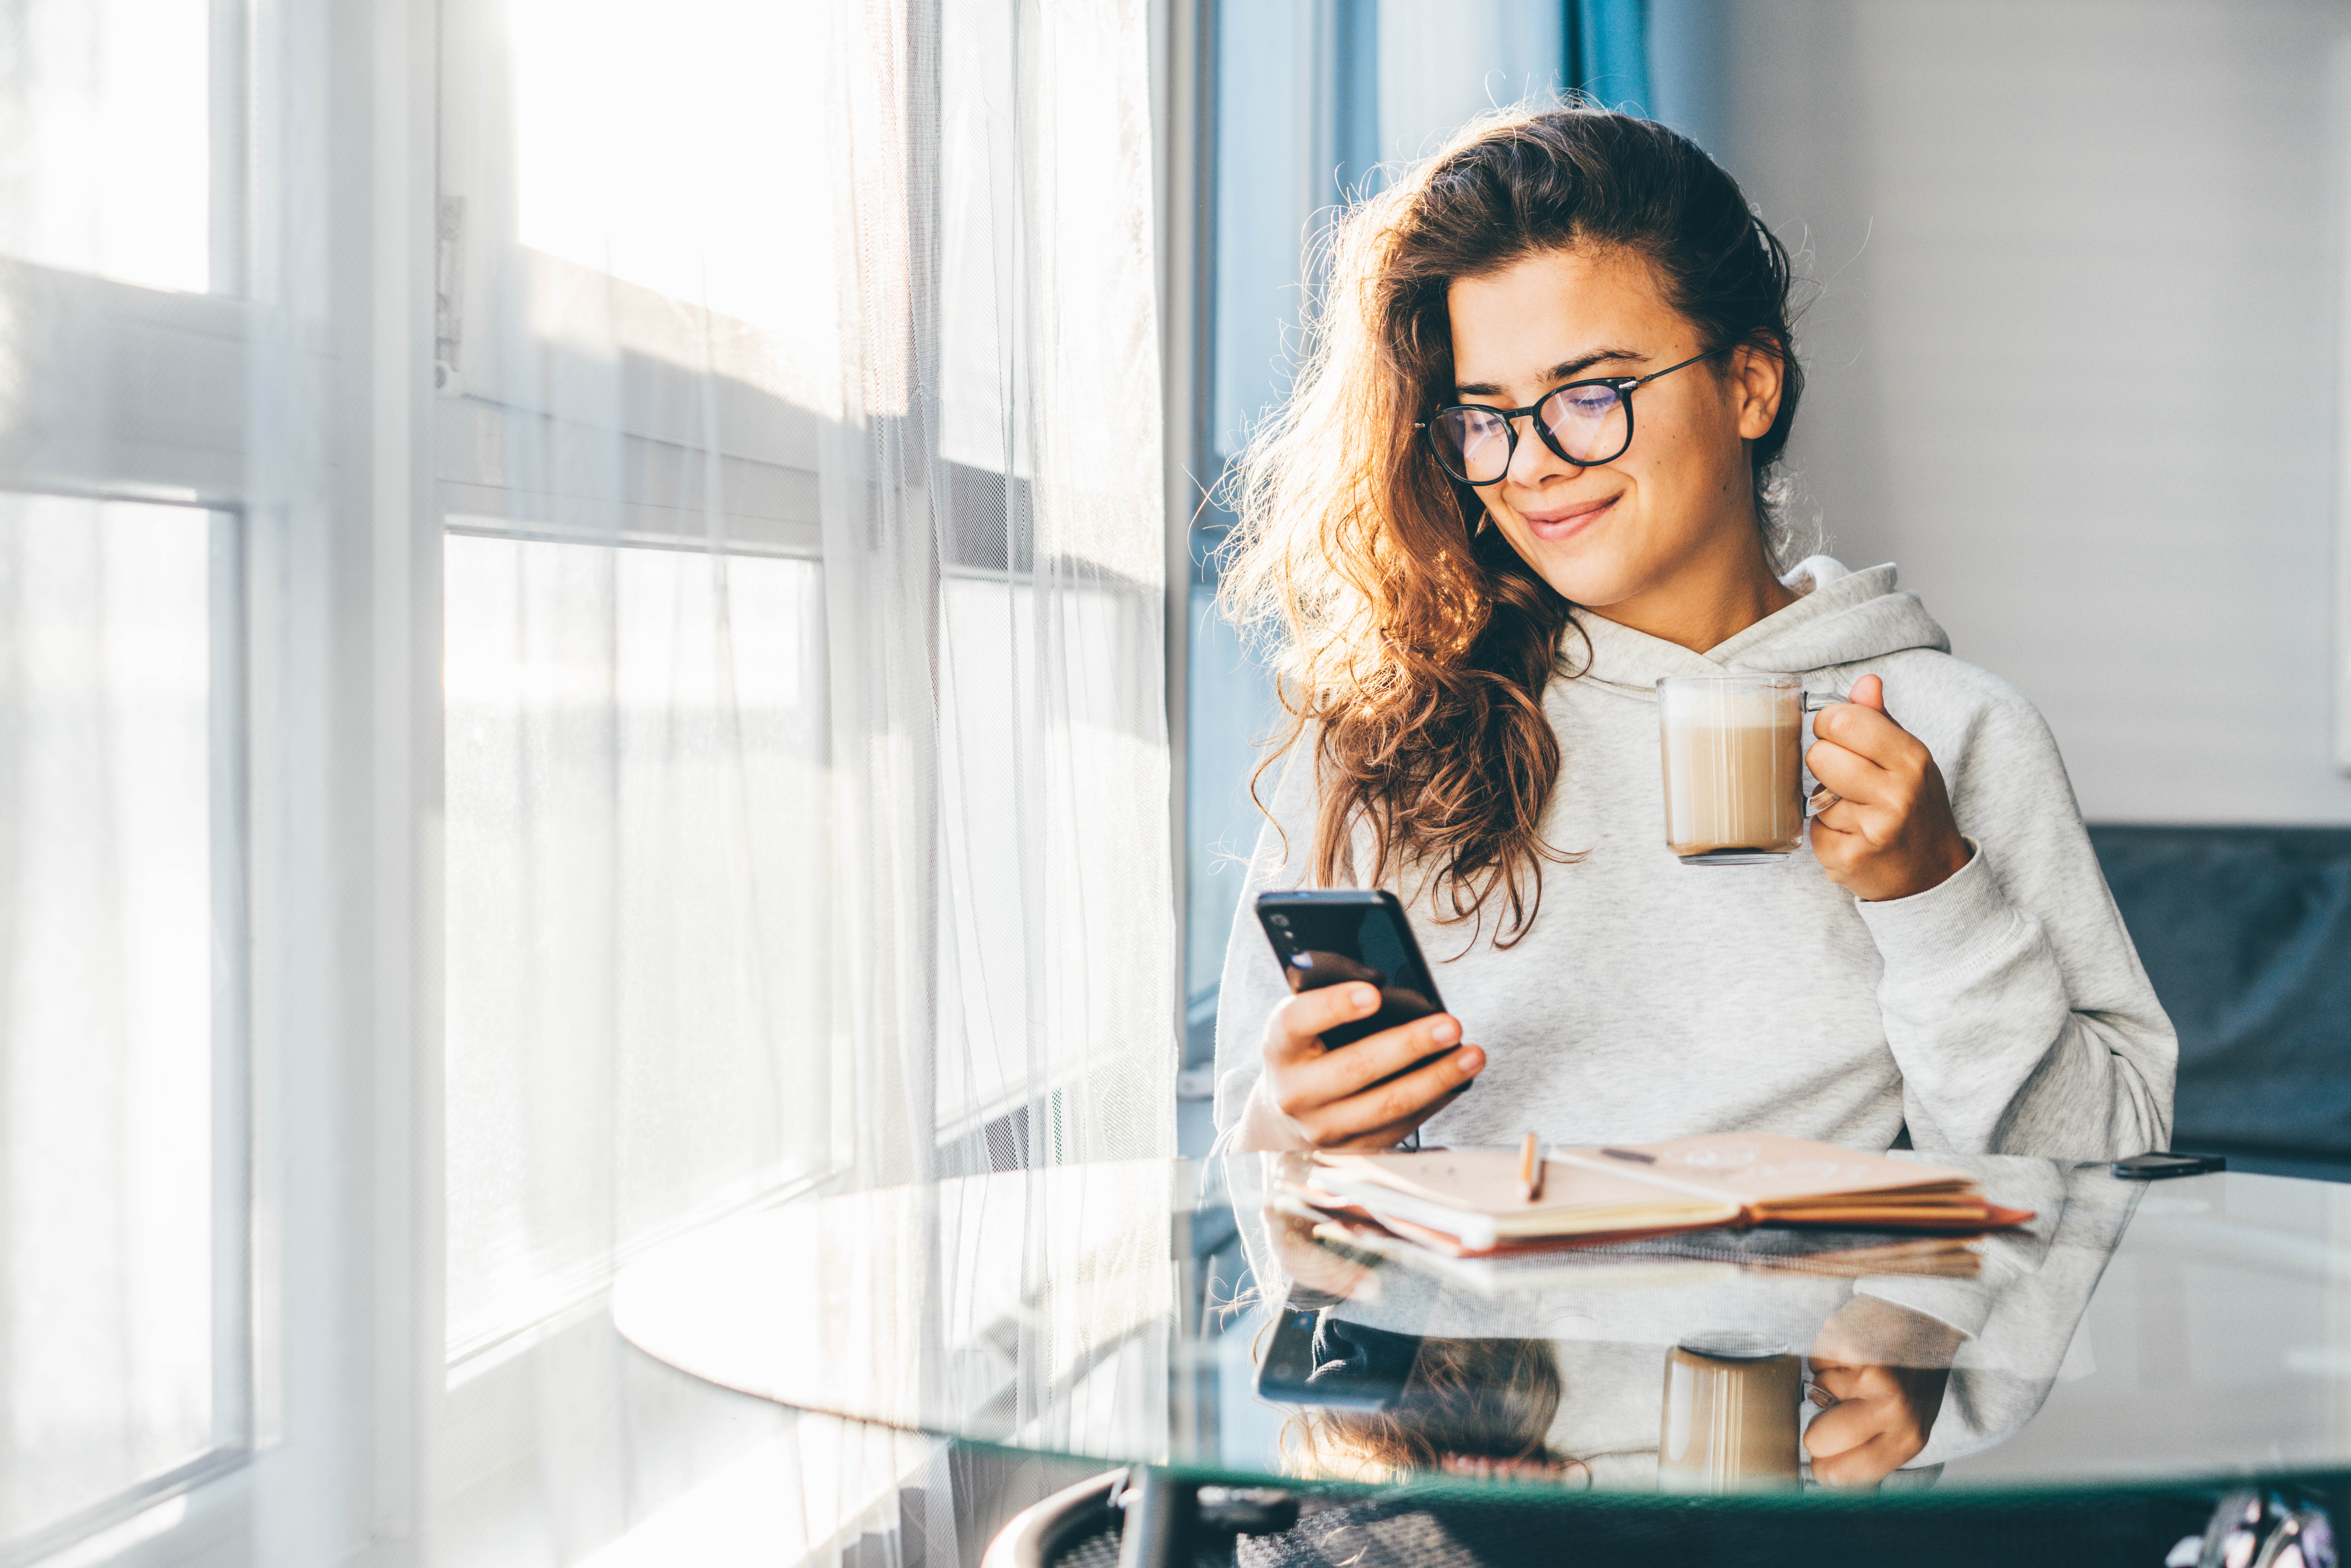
[
  {"left": 0, "top": 208, "right": 263, "bottom": 1568},
  {"left": 2, "top": 0, "right": 1176, "bottom": 1559},
  {"left": 421, "top": 15, "right": 879, "bottom": 1563},
  {"left": 3, "top": 0, "right": 444, "bottom": 1562},
  {"left": 430, "top": 50, "right": 845, "bottom": 1354}
]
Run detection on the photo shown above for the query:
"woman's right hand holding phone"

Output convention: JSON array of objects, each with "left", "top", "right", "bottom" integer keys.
[{"left": 1235, "top": 983, "right": 1484, "bottom": 1152}]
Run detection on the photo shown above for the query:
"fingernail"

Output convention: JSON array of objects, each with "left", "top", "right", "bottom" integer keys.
[
  {"left": 1352, "top": 985, "right": 1377, "bottom": 1010},
  {"left": 1430, "top": 1017, "right": 1459, "bottom": 1043},
  {"left": 1458, "top": 1047, "right": 1484, "bottom": 1073}
]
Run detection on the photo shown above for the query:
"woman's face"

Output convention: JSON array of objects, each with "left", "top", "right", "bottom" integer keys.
[{"left": 1442, "top": 245, "right": 1783, "bottom": 618}]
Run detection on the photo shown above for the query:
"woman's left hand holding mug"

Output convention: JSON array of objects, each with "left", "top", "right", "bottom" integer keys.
[
  {"left": 1803, "top": 1296, "right": 1964, "bottom": 1490},
  {"left": 1805, "top": 674, "right": 1971, "bottom": 902}
]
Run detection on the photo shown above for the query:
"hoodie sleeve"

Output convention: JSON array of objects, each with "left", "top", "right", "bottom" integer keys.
[{"left": 1845, "top": 666, "right": 2176, "bottom": 1161}]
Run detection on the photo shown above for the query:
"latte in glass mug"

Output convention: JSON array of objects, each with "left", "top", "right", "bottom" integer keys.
[
  {"left": 1655, "top": 673, "right": 1831, "bottom": 865},
  {"left": 1656, "top": 1332, "right": 1803, "bottom": 1493}
]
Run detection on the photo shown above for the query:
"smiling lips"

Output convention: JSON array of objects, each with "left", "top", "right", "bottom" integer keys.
[{"left": 1516, "top": 492, "right": 1619, "bottom": 543}]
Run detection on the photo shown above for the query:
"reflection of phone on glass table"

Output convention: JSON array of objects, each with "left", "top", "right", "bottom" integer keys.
[
  {"left": 1253, "top": 1305, "right": 1418, "bottom": 1412},
  {"left": 1254, "top": 889, "right": 1447, "bottom": 1048}
]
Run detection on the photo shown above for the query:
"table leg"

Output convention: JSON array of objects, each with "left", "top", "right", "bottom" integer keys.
[{"left": 1116, "top": 1466, "right": 1196, "bottom": 1568}]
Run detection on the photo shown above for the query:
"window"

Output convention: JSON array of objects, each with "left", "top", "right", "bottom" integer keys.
[
  {"left": 2, "top": 0, "right": 1173, "bottom": 1563},
  {"left": 436, "top": 0, "right": 1173, "bottom": 1364},
  {"left": 0, "top": 498, "right": 244, "bottom": 1557},
  {"left": 0, "top": 0, "right": 212, "bottom": 294},
  {"left": 436, "top": 0, "right": 842, "bottom": 1369},
  {"left": 0, "top": 0, "right": 253, "bottom": 1557},
  {"left": 442, "top": 533, "right": 831, "bottom": 1360}
]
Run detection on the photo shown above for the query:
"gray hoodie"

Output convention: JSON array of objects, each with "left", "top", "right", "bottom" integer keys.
[{"left": 1211, "top": 558, "right": 2176, "bottom": 1161}]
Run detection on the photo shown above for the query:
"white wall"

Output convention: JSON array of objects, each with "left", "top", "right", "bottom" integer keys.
[{"left": 1653, "top": 0, "right": 2351, "bottom": 823}]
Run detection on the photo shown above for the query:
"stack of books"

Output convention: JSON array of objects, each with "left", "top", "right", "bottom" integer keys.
[{"left": 1286, "top": 1132, "right": 2030, "bottom": 1283}]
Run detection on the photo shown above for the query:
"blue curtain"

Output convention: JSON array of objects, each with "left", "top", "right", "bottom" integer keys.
[{"left": 1572, "top": 0, "right": 1651, "bottom": 116}]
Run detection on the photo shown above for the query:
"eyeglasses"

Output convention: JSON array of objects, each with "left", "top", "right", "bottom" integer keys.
[{"left": 1417, "top": 347, "right": 1728, "bottom": 487}]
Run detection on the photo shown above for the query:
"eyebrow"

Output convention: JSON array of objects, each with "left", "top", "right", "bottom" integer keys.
[{"left": 1452, "top": 346, "right": 1647, "bottom": 400}]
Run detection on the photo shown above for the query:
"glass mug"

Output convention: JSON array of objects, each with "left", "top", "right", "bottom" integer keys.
[
  {"left": 1655, "top": 673, "right": 1838, "bottom": 866},
  {"left": 1657, "top": 1332, "right": 1803, "bottom": 1493}
]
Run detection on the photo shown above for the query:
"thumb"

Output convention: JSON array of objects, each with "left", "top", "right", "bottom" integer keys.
[{"left": 1847, "top": 673, "right": 1887, "bottom": 712}]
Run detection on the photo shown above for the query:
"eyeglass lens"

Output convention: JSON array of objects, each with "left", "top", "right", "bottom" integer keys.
[{"left": 1431, "top": 383, "right": 1629, "bottom": 484}]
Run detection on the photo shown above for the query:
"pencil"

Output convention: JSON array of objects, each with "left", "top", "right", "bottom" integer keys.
[{"left": 1520, "top": 1132, "right": 1543, "bottom": 1203}]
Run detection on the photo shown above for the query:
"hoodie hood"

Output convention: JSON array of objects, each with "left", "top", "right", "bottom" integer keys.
[{"left": 1558, "top": 556, "right": 1950, "bottom": 699}]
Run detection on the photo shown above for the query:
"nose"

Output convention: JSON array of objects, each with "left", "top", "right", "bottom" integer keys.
[{"left": 1504, "top": 407, "right": 1572, "bottom": 490}]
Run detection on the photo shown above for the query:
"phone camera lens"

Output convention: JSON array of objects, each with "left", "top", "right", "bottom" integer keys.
[{"left": 1268, "top": 915, "right": 1290, "bottom": 928}]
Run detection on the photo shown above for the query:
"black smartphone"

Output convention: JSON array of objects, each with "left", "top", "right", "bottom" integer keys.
[
  {"left": 2111, "top": 1152, "right": 2227, "bottom": 1181},
  {"left": 1253, "top": 1305, "right": 1420, "bottom": 1412},
  {"left": 1254, "top": 888, "right": 1446, "bottom": 1048}
]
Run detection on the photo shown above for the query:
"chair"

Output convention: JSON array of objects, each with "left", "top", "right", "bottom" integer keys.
[
  {"left": 2091, "top": 825, "right": 2351, "bottom": 1167},
  {"left": 982, "top": 1470, "right": 1301, "bottom": 1568}
]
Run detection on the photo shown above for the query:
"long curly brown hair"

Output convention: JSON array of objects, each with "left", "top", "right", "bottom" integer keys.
[
  {"left": 1218, "top": 106, "right": 1805, "bottom": 947},
  {"left": 1278, "top": 1335, "right": 1577, "bottom": 1484}
]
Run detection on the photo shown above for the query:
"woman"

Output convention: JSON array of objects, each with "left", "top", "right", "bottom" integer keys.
[{"left": 1211, "top": 106, "right": 2173, "bottom": 1160}]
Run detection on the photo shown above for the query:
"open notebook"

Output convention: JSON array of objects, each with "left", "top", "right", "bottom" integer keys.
[
  {"left": 1300, "top": 1132, "right": 2032, "bottom": 1256},
  {"left": 1299, "top": 1205, "right": 1989, "bottom": 1287}
]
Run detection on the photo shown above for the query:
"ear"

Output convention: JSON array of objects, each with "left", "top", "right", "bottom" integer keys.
[{"left": 1727, "top": 337, "right": 1785, "bottom": 442}]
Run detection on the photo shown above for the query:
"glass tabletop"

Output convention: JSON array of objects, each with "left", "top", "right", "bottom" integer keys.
[{"left": 610, "top": 1152, "right": 2351, "bottom": 1498}]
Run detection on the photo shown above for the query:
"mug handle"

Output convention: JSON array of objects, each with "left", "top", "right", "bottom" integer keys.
[{"left": 1801, "top": 690, "right": 1848, "bottom": 817}]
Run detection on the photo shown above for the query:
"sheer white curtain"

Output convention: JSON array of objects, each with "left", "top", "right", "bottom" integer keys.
[
  {"left": 0, "top": 497, "right": 227, "bottom": 1554},
  {"left": 0, "top": 0, "right": 1173, "bottom": 1563}
]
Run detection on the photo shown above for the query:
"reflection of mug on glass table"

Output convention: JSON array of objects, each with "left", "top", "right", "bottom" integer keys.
[
  {"left": 1657, "top": 1331, "right": 1803, "bottom": 1493},
  {"left": 1656, "top": 673, "right": 1838, "bottom": 865}
]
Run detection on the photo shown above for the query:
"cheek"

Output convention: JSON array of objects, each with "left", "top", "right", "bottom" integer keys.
[{"left": 1618, "top": 422, "right": 1741, "bottom": 542}]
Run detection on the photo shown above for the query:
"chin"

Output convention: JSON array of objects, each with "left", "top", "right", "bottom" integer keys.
[
  {"left": 1502, "top": 536, "right": 1639, "bottom": 609},
  {"left": 1556, "top": 580, "right": 1643, "bottom": 611}
]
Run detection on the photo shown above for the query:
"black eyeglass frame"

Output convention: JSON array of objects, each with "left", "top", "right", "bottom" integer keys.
[{"left": 1416, "top": 346, "right": 1731, "bottom": 486}]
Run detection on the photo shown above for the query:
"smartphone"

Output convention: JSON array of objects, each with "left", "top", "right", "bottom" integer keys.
[
  {"left": 1255, "top": 888, "right": 1447, "bottom": 1049},
  {"left": 2111, "top": 1152, "right": 2227, "bottom": 1181},
  {"left": 1253, "top": 1305, "right": 1420, "bottom": 1412}
]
